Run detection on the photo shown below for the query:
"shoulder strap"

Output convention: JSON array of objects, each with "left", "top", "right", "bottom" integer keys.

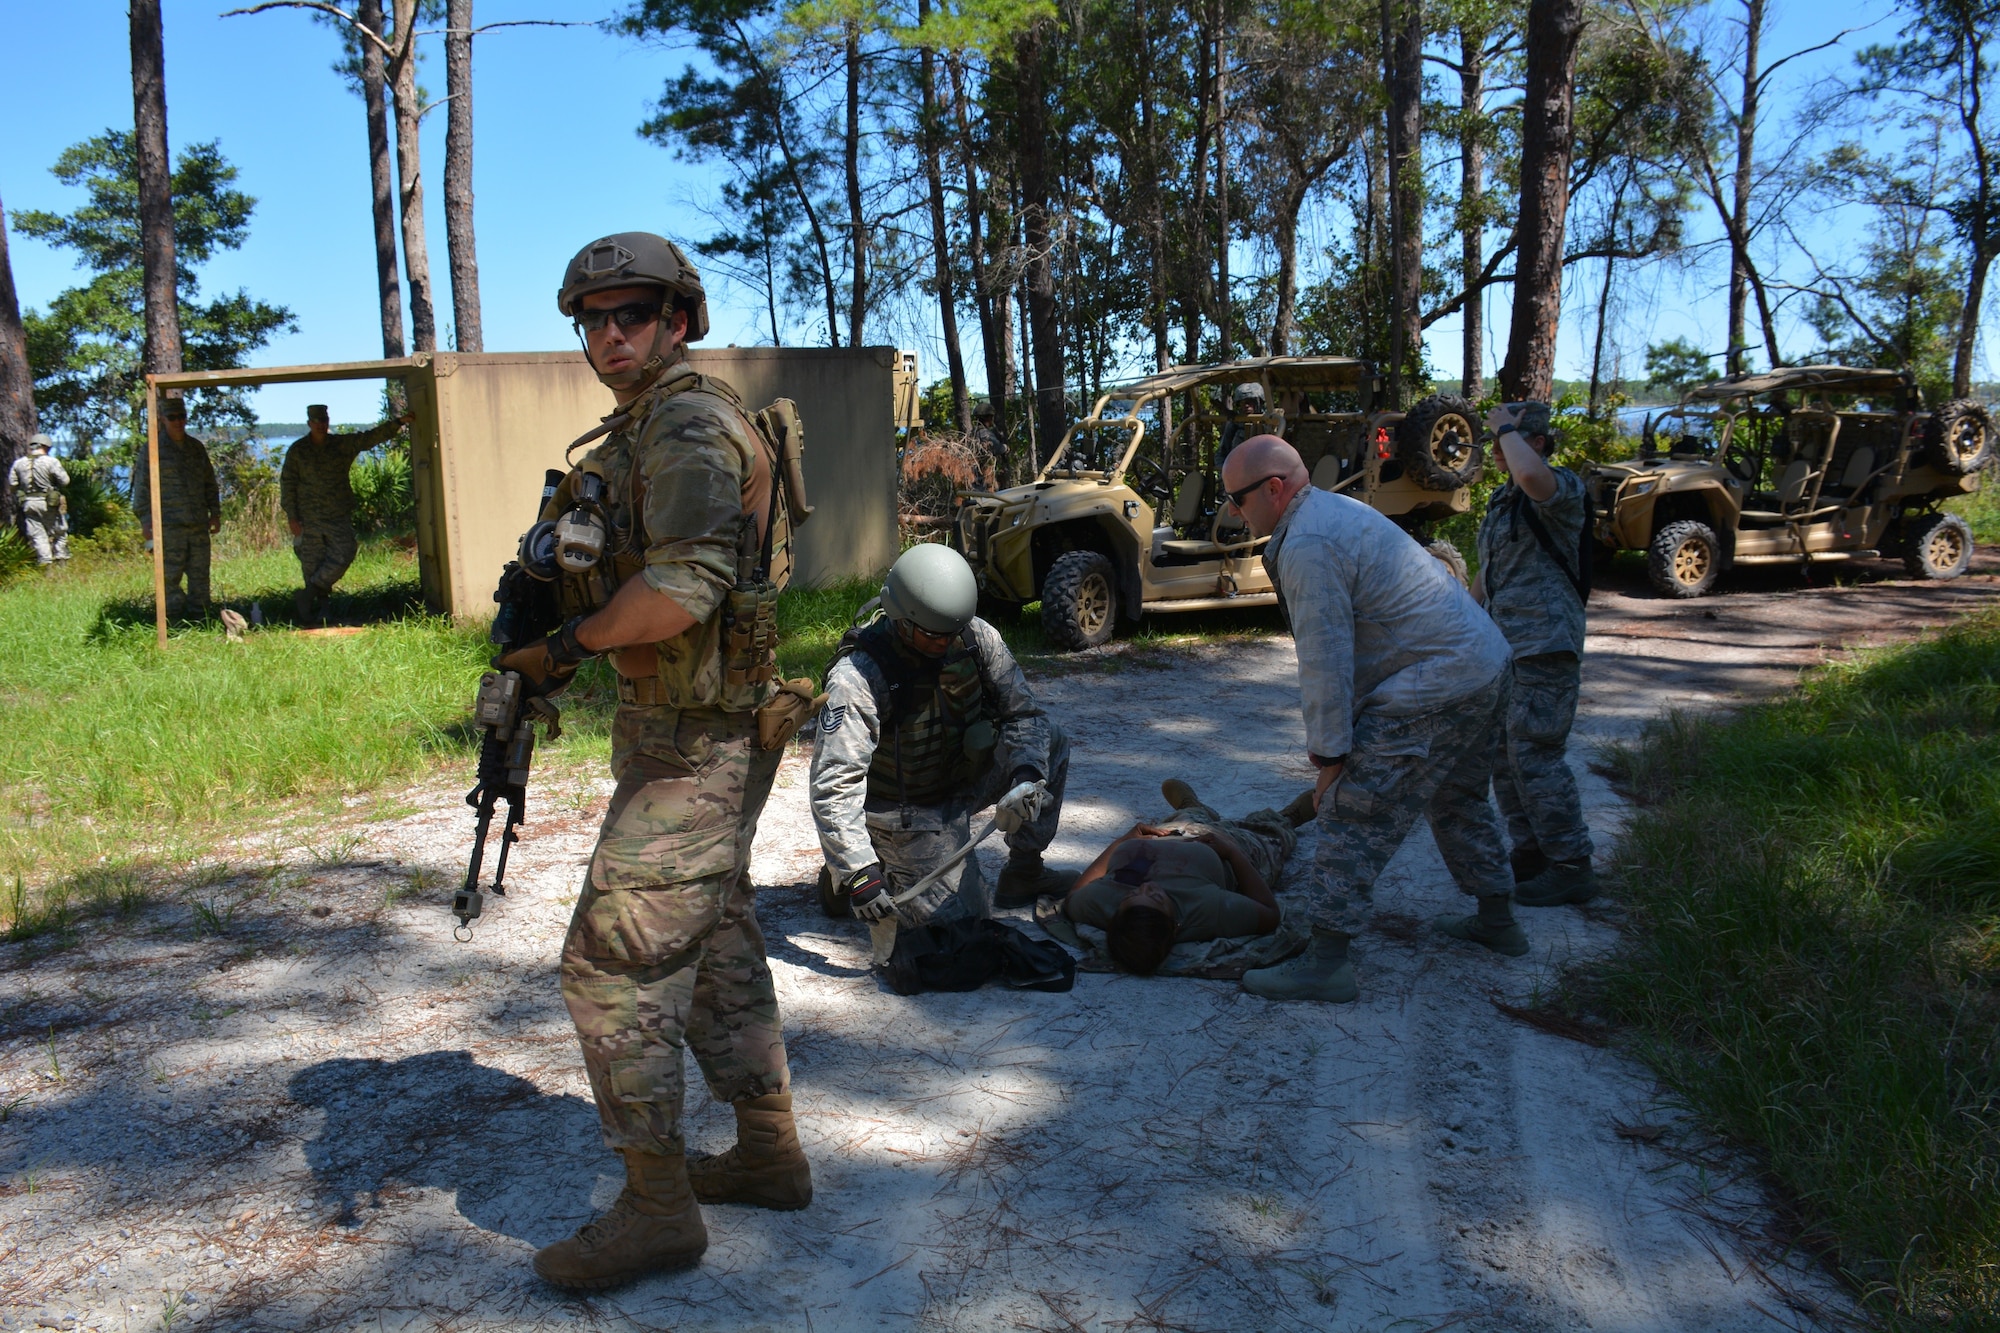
[{"left": 1513, "top": 491, "right": 1587, "bottom": 604}]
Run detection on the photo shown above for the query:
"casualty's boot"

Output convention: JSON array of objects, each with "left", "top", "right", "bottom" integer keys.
[
  {"left": 1514, "top": 857, "right": 1597, "bottom": 907},
  {"left": 994, "top": 850, "right": 1070, "bottom": 907},
  {"left": 1240, "top": 928, "right": 1358, "bottom": 1003},
  {"left": 1280, "top": 789, "right": 1320, "bottom": 828},
  {"left": 1160, "top": 778, "right": 1201, "bottom": 811},
  {"left": 1433, "top": 894, "right": 1530, "bottom": 957},
  {"left": 1510, "top": 845, "right": 1550, "bottom": 884},
  {"left": 531, "top": 1148, "right": 708, "bottom": 1290},
  {"left": 688, "top": 1092, "right": 813, "bottom": 1210}
]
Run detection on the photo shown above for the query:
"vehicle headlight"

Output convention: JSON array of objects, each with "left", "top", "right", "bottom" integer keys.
[{"left": 1625, "top": 478, "right": 1658, "bottom": 497}]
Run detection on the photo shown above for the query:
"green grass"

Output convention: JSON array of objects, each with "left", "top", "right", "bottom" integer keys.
[
  {"left": 1946, "top": 473, "right": 2000, "bottom": 544},
  {"left": 1588, "top": 611, "right": 2000, "bottom": 1327},
  {"left": 0, "top": 550, "right": 888, "bottom": 936}
]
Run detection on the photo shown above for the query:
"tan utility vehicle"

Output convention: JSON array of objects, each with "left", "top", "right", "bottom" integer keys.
[
  {"left": 1590, "top": 366, "right": 1994, "bottom": 599},
  {"left": 953, "top": 357, "right": 1483, "bottom": 649}
]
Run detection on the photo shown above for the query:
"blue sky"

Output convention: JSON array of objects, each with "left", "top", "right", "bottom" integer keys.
[{"left": 3, "top": 0, "right": 1941, "bottom": 426}]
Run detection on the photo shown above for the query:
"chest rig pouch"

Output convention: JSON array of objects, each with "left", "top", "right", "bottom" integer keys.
[
  {"left": 834, "top": 618, "right": 997, "bottom": 817},
  {"left": 519, "top": 372, "right": 813, "bottom": 714}
]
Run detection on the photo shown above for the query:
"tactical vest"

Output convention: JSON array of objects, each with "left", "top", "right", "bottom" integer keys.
[
  {"left": 834, "top": 618, "right": 997, "bottom": 809},
  {"left": 545, "top": 369, "right": 801, "bottom": 713}
]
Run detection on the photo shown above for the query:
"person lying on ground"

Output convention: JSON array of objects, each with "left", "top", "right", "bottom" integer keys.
[{"left": 1060, "top": 779, "right": 1316, "bottom": 975}]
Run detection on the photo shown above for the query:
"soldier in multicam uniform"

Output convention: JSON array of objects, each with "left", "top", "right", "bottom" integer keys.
[
  {"left": 1475, "top": 401, "right": 1595, "bottom": 906},
  {"left": 133, "top": 396, "right": 221, "bottom": 619},
  {"left": 1220, "top": 435, "right": 1526, "bottom": 1004},
  {"left": 809, "top": 543, "right": 1071, "bottom": 933},
  {"left": 279, "top": 403, "right": 408, "bottom": 623},
  {"left": 491, "top": 232, "right": 809, "bottom": 1290},
  {"left": 8, "top": 434, "right": 69, "bottom": 567}
]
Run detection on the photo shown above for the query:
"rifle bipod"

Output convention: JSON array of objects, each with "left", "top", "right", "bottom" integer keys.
[{"left": 455, "top": 669, "right": 562, "bottom": 940}]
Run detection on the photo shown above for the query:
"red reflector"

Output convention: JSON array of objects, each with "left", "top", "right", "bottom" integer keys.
[{"left": 1376, "top": 427, "right": 1393, "bottom": 458}]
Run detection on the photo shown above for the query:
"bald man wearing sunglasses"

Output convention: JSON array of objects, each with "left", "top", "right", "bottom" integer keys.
[{"left": 1219, "top": 435, "right": 1526, "bottom": 1004}]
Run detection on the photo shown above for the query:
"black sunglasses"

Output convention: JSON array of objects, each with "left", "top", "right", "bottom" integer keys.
[
  {"left": 574, "top": 300, "right": 664, "bottom": 334},
  {"left": 1225, "top": 473, "right": 1285, "bottom": 507}
]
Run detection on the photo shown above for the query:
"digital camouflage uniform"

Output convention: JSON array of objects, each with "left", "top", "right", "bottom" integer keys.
[
  {"left": 279, "top": 420, "right": 401, "bottom": 598},
  {"left": 1154, "top": 801, "right": 1296, "bottom": 892},
  {"left": 1265, "top": 487, "right": 1516, "bottom": 936},
  {"left": 8, "top": 451, "right": 69, "bottom": 566},
  {"left": 1476, "top": 467, "right": 1594, "bottom": 865},
  {"left": 810, "top": 617, "right": 1064, "bottom": 924},
  {"left": 133, "top": 430, "right": 221, "bottom": 615},
  {"left": 561, "top": 360, "right": 791, "bottom": 1157}
]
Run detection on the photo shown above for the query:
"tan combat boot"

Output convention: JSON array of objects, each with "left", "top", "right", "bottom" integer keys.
[
  {"left": 688, "top": 1092, "right": 813, "bottom": 1210},
  {"left": 532, "top": 1148, "right": 708, "bottom": 1290}
]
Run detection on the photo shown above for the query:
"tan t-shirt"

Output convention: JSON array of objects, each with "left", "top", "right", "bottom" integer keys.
[{"left": 1065, "top": 836, "right": 1269, "bottom": 940}]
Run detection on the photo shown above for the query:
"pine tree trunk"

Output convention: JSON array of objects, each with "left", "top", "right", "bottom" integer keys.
[
  {"left": 845, "top": 24, "right": 867, "bottom": 347},
  {"left": 359, "top": 0, "right": 405, "bottom": 361},
  {"left": 1499, "top": 0, "right": 1583, "bottom": 401},
  {"left": 130, "top": 0, "right": 182, "bottom": 377},
  {"left": 951, "top": 56, "right": 1005, "bottom": 427},
  {"left": 0, "top": 193, "right": 37, "bottom": 527},
  {"left": 1726, "top": 0, "right": 1761, "bottom": 375},
  {"left": 388, "top": 0, "right": 437, "bottom": 353},
  {"left": 1460, "top": 22, "right": 1485, "bottom": 400},
  {"left": 1384, "top": 0, "right": 1423, "bottom": 405},
  {"left": 916, "top": 1, "right": 968, "bottom": 432},
  {"left": 1215, "top": 33, "right": 1231, "bottom": 359},
  {"left": 444, "top": 0, "right": 481, "bottom": 352},
  {"left": 1272, "top": 187, "right": 1301, "bottom": 356},
  {"left": 1015, "top": 24, "right": 1067, "bottom": 455}
]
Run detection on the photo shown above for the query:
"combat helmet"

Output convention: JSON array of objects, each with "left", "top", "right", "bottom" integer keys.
[
  {"left": 1232, "top": 382, "right": 1266, "bottom": 408},
  {"left": 880, "top": 544, "right": 978, "bottom": 636},
  {"left": 26, "top": 433, "right": 52, "bottom": 453},
  {"left": 557, "top": 232, "right": 710, "bottom": 340}
]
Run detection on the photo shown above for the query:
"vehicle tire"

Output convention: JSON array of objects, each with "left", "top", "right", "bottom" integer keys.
[
  {"left": 1930, "top": 400, "right": 1995, "bottom": 474},
  {"left": 817, "top": 864, "right": 852, "bottom": 919},
  {"left": 1397, "top": 395, "right": 1485, "bottom": 491},
  {"left": 1902, "top": 511, "right": 1973, "bottom": 580},
  {"left": 1040, "top": 549, "right": 1118, "bottom": 650},
  {"left": 1646, "top": 519, "right": 1723, "bottom": 598}
]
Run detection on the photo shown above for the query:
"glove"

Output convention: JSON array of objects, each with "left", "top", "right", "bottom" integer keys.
[
  {"left": 844, "top": 863, "right": 895, "bottom": 921},
  {"left": 994, "top": 778, "right": 1049, "bottom": 834},
  {"left": 493, "top": 614, "right": 595, "bottom": 697}
]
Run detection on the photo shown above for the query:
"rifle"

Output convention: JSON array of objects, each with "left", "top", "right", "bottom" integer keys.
[{"left": 454, "top": 472, "right": 567, "bottom": 940}]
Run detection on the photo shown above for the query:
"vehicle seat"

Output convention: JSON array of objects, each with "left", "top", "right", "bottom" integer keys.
[
  {"left": 1171, "top": 473, "right": 1206, "bottom": 529},
  {"left": 1776, "top": 459, "right": 1813, "bottom": 508},
  {"left": 1825, "top": 445, "right": 1877, "bottom": 497},
  {"left": 1311, "top": 455, "right": 1344, "bottom": 490}
]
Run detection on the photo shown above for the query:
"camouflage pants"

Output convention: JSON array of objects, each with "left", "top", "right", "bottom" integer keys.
[
  {"left": 159, "top": 523, "right": 211, "bottom": 616},
  {"left": 1160, "top": 801, "right": 1297, "bottom": 891},
  {"left": 561, "top": 705, "right": 790, "bottom": 1156},
  {"left": 864, "top": 723, "right": 1070, "bottom": 925},
  {"left": 21, "top": 503, "right": 66, "bottom": 565},
  {"left": 1493, "top": 652, "right": 1593, "bottom": 863},
  {"left": 295, "top": 518, "right": 358, "bottom": 595},
  {"left": 1307, "top": 675, "right": 1514, "bottom": 935}
]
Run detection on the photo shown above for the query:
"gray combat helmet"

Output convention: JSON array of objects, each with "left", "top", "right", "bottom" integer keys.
[
  {"left": 27, "top": 433, "right": 52, "bottom": 453},
  {"left": 557, "top": 232, "right": 710, "bottom": 341},
  {"left": 880, "top": 543, "right": 979, "bottom": 635}
]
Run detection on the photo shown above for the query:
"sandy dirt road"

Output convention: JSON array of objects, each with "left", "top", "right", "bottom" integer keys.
[{"left": 4, "top": 554, "right": 1995, "bottom": 1332}]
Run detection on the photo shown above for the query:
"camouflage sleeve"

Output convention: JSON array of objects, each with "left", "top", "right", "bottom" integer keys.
[
  {"left": 48, "top": 458, "right": 69, "bottom": 488},
  {"left": 279, "top": 446, "right": 300, "bottom": 522},
  {"left": 131, "top": 449, "right": 151, "bottom": 518},
  {"left": 353, "top": 420, "right": 402, "bottom": 453},
  {"left": 809, "top": 656, "right": 882, "bottom": 877},
  {"left": 966, "top": 617, "right": 1052, "bottom": 781},
  {"left": 633, "top": 392, "right": 758, "bottom": 622}
]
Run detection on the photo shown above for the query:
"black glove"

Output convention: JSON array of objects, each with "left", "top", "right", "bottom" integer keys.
[
  {"left": 845, "top": 863, "right": 894, "bottom": 921},
  {"left": 493, "top": 614, "right": 595, "bottom": 696}
]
